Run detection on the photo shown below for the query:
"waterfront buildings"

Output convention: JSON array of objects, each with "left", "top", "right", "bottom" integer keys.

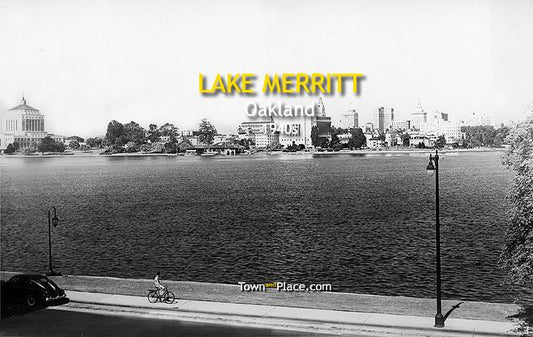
[
  {"left": 391, "top": 120, "right": 410, "bottom": 131},
  {"left": 0, "top": 97, "right": 64, "bottom": 151},
  {"left": 419, "top": 110, "right": 461, "bottom": 142},
  {"left": 238, "top": 119, "right": 273, "bottom": 135},
  {"left": 409, "top": 133, "right": 437, "bottom": 147},
  {"left": 237, "top": 118, "right": 280, "bottom": 148},
  {"left": 254, "top": 132, "right": 280, "bottom": 148},
  {"left": 238, "top": 98, "right": 332, "bottom": 149}
]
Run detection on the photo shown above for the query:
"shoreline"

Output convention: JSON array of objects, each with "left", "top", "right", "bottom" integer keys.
[
  {"left": 0, "top": 147, "right": 505, "bottom": 158},
  {"left": 0, "top": 271, "right": 520, "bottom": 322}
]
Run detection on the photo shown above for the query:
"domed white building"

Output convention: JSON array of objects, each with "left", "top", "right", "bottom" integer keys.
[{"left": 0, "top": 96, "right": 64, "bottom": 152}]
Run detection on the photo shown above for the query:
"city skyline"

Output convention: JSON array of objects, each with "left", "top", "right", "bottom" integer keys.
[{"left": 1, "top": 0, "right": 533, "bottom": 138}]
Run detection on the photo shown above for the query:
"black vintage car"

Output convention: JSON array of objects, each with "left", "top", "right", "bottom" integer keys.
[{"left": 1, "top": 274, "right": 69, "bottom": 308}]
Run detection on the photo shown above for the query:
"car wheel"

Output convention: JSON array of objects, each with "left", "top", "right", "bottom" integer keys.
[{"left": 26, "top": 294, "right": 37, "bottom": 307}]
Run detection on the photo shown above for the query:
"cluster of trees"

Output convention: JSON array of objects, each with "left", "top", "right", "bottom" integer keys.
[
  {"left": 86, "top": 137, "right": 104, "bottom": 149},
  {"left": 100, "top": 119, "right": 220, "bottom": 154},
  {"left": 311, "top": 126, "right": 367, "bottom": 150},
  {"left": 4, "top": 141, "right": 20, "bottom": 154},
  {"left": 38, "top": 136, "right": 66, "bottom": 153},
  {"left": 67, "top": 136, "right": 85, "bottom": 150},
  {"left": 461, "top": 125, "right": 510, "bottom": 148},
  {"left": 104, "top": 120, "right": 181, "bottom": 153},
  {"left": 500, "top": 122, "right": 533, "bottom": 286},
  {"left": 4, "top": 137, "right": 67, "bottom": 154}
]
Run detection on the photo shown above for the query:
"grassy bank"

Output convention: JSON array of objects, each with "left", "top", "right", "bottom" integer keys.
[{"left": 0, "top": 271, "right": 518, "bottom": 322}]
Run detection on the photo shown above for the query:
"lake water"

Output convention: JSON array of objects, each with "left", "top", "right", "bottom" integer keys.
[{"left": 1, "top": 151, "right": 529, "bottom": 303}]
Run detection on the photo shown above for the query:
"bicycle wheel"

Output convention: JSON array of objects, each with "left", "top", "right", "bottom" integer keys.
[
  {"left": 147, "top": 290, "right": 158, "bottom": 303},
  {"left": 165, "top": 291, "right": 175, "bottom": 304}
]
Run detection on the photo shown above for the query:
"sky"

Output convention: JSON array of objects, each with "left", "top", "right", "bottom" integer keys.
[{"left": 0, "top": 0, "right": 532, "bottom": 138}]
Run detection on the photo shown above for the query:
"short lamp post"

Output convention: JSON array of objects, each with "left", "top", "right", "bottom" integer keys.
[
  {"left": 46, "top": 206, "right": 61, "bottom": 276},
  {"left": 426, "top": 150, "right": 445, "bottom": 328}
]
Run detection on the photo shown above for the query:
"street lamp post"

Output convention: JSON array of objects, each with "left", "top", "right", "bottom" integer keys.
[
  {"left": 46, "top": 206, "right": 61, "bottom": 276},
  {"left": 426, "top": 149, "right": 445, "bottom": 328}
]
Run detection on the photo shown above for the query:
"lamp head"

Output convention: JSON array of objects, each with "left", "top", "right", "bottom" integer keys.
[
  {"left": 52, "top": 215, "right": 59, "bottom": 227},
  {"left": 426, "top": 161, "right": 435, "bottom": 176}
]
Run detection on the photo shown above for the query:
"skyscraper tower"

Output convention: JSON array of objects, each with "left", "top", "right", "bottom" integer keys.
[
  {"left": 341, "top": 109, "right": 358, "bottom": 129},
  {"left": 316, "top": 97, "right": 326, "bottom": 117},
  {"left": 378, "top": 107, "right": 385, "bottom": 132},
  {"left": 410, "top": 100, "right": 427, "bottom": 130}
]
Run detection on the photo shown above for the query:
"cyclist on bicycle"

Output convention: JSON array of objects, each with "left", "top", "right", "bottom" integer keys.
[{"left": 154, "top": 271, "right": 166, "bottom": 296}]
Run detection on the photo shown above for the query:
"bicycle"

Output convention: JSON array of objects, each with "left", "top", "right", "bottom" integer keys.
[{"left": 147, "top": 287, "right": 175, "bottom": 304}]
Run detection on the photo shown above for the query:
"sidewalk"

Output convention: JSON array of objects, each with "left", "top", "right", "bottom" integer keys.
[
  {"left": 58, "top": 290, "right": 518, "bottom": 336},
  {"left": 1, "top": 272, "right": 521, "bottom": 336}
]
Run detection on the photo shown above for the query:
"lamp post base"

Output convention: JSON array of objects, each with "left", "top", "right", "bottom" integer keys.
[
  {"left": 435, "top": 313, "right": 445, "bottom": 328},
  {"left": 46, "top": 270, "right": 61, "bottom": 276}
]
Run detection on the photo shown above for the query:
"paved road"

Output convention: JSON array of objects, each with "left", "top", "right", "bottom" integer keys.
[{"left": 0, "top": 308, "right": 338, "bottom": 337}]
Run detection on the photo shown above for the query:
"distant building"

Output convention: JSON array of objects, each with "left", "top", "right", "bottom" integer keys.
[
  {"left": 378, "top": 107, "right": 385, "bottom": 132},
  {"left": 238, "top": 119, "right": 273, "bottom": 135},
  {"left": 337, "top": 132, "right": 352, "bottom": 145},
  {"left": 410, "top": 101, "right": 427, "bottom": 130},
  {"left": 239, "top": 97, "right": 332, "bottom": 149},
  {"left": 464, "top": 112, "right": 493, "bottom": 127},
  {"left": 0, "top": 96, "right": 64, "bottom": 151},
  {"left": 313, "top": 97, "right": 332, "bottom": 139},
  {"left": 388, "top": 108, "right": 395, "bottom": 130},
  {"left": 384, "top": 131, "right": 401, "bottom": 147},
  {"left": 366, "top": 137, "right": 383, "bottom": 149},
  {"left": 254, "top": 132, "right": 280, "bottom": 148},
  {"left": 364, "top": 122, "right": 374, "bottom": 133},
  {"left": 391, "top": 120, "right": 410, "bottom": 131},
  {"left": 377, "top": 107, "right": 394, "bottom": 132},
  {"left": 364, "top": 130, "right": 383, "bottom": 148},
  {"left": 340, "top": 109, "right": 358, "bottom": 129},
  {"left": 185, "top": 136, "right": 200, "bottom": 146},
  {"left": 409, "top": 132, "right": 437, "bottom": 147},
  {"left": 277, "top": 118, "right": 312, "bottom": 148},
  {"left": 420, "top": 110, "right": 461, "bottom": 142}
]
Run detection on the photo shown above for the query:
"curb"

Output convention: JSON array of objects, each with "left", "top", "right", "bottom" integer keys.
[{"left": 65, "top": 295, "right": 519, "bottom": 337}]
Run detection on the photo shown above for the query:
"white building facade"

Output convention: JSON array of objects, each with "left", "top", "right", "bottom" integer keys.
[{"left": 0, "top": 97, "right": 49, "bottom": 150}]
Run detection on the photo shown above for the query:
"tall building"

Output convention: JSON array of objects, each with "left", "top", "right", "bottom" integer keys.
[
  {"left": 410, "top": 101, "right": 427, "bottom": 130},
  {"left": 0, "top": 97, "right": 49, "bottom": 150},
  {"left": 339, "top": 109, "right": 358, "bottom": 129},
  {"left": 377, "top": 107, "right": 394, "bottom": 132},
  {"left": 419, "top": 110, "right": 461, "bottom": 142},
  {"left": 312, "top": 97, "right": 332, "bottom": 139},
  {"left": 386, "top": 108, "right": 394, "bottom": 131},
  {"left": 378, "top": 107, "right": 385, "bottom": 132}
]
